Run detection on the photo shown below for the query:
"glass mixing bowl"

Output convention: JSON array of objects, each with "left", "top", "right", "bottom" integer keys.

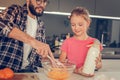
[{"left": 41, "top": 59, "right": 76, "bottom": 80}]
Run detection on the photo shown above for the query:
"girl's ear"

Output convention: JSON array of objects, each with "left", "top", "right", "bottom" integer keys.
[{"left": 87, "top": 20, "right": 91, "bottom": 28}]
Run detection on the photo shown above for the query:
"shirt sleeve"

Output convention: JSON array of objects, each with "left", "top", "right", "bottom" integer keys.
[
  {"left": 100, "top": 43, "right": 104, "bottom": 51},
  {"left": 0, "top": 5, "right": 20, "bottom": 37},
  {"left": 60, "top": 39, "right": 68, "bottom": 53}
]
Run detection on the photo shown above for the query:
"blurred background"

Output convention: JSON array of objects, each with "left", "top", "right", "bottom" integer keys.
[{"left": 0, "top": 0, "right": 120, "bottom": 59}]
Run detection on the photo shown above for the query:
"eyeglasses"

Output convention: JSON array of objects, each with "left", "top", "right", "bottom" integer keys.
[{"left": 36, "top": 0, "right": 48, "bottom": 5}]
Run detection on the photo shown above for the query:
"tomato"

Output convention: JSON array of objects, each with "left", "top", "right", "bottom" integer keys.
[
  {"left": 0, "top": 68, "right": 14, "bottom": 79},
  {"left": 0, "top": 70, "right": 6, "bottom": 79}
]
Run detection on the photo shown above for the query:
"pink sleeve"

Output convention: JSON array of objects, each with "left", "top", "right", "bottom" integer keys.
[
  {"left": 60, "top": 39, "right": 68, "bottom": 53},
  {"left": 100, "top": 44, "right": 104, "bottom": 51}
]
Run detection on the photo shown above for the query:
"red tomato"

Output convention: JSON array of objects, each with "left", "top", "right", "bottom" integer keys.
[
  {"left": 0, "top": 68, "right": 14, "bottom": 79},
  {"left": 0, "top": 70, "right": 6, "bottom": 79}
]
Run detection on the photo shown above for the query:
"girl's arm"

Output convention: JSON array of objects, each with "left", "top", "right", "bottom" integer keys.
[{"left": 59, "top": 51, "right": 67, "bottom": 63}]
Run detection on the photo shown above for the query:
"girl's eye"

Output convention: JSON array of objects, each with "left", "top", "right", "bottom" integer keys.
[
  {"left": 78, "top": 24, "right": 83, "bottom": 27},
  {"left": 79, "top": 24, "right": 82, "bottom": 26},
  {"left": 71, "top": 23, "right": 83, "bottom": 27},
  {"left": 71, "top": 24, "right": 75, "bottom": 27}
]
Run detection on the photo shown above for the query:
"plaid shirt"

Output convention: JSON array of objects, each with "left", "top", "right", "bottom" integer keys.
[{"left": 0, "top": 4, "right": 46, "bottom": 72}]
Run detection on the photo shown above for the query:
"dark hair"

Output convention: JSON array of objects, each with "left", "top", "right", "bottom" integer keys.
[{"left": 69, "top": 7, "right": 91, "bottom": 22}]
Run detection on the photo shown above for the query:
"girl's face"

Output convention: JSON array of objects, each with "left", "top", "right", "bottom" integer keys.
[{"left": 70, "top": 15, "right": 90, "bottom": 37}]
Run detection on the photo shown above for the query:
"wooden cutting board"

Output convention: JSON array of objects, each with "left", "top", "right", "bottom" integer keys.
[{"left": 3, "top": 73, "right": 39, "bottom": 80}]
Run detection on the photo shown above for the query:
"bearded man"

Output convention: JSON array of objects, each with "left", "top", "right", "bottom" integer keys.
[{"left": 0, "top": 0, "right": 54, "bottom": 72}]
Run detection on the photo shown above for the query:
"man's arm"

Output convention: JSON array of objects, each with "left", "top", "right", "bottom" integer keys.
[{"left": 8, "top": 27, "right": 51, "bottom": 57}]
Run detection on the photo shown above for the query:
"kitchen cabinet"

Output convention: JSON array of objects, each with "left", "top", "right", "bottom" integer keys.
[
  {"left": 45, "top": 0, "right": 59, "bottom": 11},
  {"left": 95, "top": 0, "right": 120, "bottom": 17},
  {"left": 59, "top": 0, "right": 95, "bottom": 15},
  {"left": 1, "top": 0, "right": 120, "bottom": 17}
]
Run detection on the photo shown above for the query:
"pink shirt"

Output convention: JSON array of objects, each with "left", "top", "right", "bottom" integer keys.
[{"left": 61, "top": 37, "right": 103, "bottom": 69}]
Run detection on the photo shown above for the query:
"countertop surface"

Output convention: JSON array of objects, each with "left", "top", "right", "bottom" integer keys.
[
  {"left": 11, "top": 60, "right": 120, "bottom": 80},
  {"left": 13, "top": 71, "right": 119, "bottom": 80}
]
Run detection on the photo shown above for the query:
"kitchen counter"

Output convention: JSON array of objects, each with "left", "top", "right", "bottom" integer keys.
[
  {"left": 13, "top": 71, "right": 119, "bottom": 80},
  {"left": 11, "top": 60, "right": 120, "bottom": 80}
]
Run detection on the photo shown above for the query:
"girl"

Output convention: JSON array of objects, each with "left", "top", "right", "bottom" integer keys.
[{"left": 59, "top": 7, "right": 103, "bottom": 77}]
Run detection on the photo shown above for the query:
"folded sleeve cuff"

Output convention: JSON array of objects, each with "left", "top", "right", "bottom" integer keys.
[{"left": 2, "top": 22, "right": 15, "bottom": 37}]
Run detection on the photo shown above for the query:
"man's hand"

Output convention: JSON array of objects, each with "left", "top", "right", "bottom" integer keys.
[
  {"left": 8, "top": 27, "right": 53, "bottom": 58},
  {"left": 31, "top": 39, "right": 52, "bottom": 58}
]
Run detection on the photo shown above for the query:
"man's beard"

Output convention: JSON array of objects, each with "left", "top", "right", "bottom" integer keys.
[{"left": 28, "top": 3, "right": 44, "bottom": 17}]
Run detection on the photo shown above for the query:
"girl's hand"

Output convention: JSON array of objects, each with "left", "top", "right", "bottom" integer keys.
[
  {"left": 95, "top": 54, "right": 102, "bottom": 69},
  {"left": 74, "top": 67, "right": 94, "bottom": 77}
]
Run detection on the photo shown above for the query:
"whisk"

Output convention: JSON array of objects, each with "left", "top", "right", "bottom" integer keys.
[{"left": 47, "top": 55, "right": 65, "bottom": 68}]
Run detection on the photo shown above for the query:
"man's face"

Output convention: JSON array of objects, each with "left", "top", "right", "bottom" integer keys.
[{"left": 28, "top": 0, "right": 47, "bottom": 16}]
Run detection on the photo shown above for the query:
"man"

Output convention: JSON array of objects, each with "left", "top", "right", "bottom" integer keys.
[{"left": 0, "top": 0, "right": 54, "bottom": 72}]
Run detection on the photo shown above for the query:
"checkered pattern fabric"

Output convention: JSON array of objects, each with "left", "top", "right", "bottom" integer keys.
[{"left": 0, "top": 4, "right": 46, "bottom": 72}]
